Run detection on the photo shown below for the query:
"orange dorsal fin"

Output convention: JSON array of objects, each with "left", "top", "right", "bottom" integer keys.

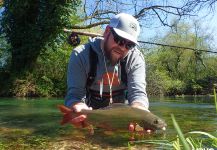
[
  {"left": 57, "top": 104, "right": 86, "bottom": 126},
  {"left": 60, "top": 113, "right": 73, "bottom": 125},
  {"left": 57, "top": 105, "right": 72, "bottom": 114},
  {"left": 57, "top": 105, "right": 73, "bottom": 125}
]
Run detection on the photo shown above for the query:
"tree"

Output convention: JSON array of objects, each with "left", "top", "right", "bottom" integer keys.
[
  {"left": 1, "top": 0, "right": 81, "bottom": 74},
  {"left": 69, "top": 0, "right": 217, "bottom": 29},
  {"left": 146, "top": 21, "right": 216, "bottom": 95},
  {"left": 1, "top": 0, "right": 216, "bottom": 74}
]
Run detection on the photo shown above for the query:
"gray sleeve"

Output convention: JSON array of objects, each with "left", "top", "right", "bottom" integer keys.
[
  {"left": 64, "top": 48, "right": 88, "bottom": 107},
  {"left": 127, "top": 51, "right": 149, "bottom": 109}
]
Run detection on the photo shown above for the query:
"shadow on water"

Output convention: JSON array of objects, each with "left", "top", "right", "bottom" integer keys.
[{"left": 0, "top": 96, "right": 217, "bottom": 149}]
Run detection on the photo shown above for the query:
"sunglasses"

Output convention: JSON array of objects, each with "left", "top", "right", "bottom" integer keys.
[{"left": 110, "top": 28, "right": 136, "bottom": 50}]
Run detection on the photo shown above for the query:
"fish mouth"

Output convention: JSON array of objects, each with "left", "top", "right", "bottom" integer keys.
[
  {"left": 152, "top": 118, "right": 167, "bottom": 131},
  {"left": 144, "top": 127, "right": 165, "bottom": 131},
  {"left": 156, "top": 123, "right": 167, "bottom": 131},
  {"left": 143, "top": 123, "right": 167, "bottom": 131},
  {"left": 161, "top": 126, "right": 166, "bottom": 131},
  {"left": 144, "top": 126, "right": 166, "bottom": 132}
]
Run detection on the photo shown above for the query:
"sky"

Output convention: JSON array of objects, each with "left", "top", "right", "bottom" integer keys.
[
  {"left": 140, "top": 6, "right": 217, "bottom": 52},
  {"left": 141, "top": 12, "right": 217, "bottom": 40},
  {"left": 0, "top": 2, "right": 217, "bottom": 52},
  {"left": 202, "top": 13, "right": 217, "bottom": 45}
]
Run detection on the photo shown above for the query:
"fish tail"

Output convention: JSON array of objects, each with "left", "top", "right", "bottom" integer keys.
[
  {"left": 58, "top": 104, "right": 72, "bottom": 113},
  {"left": 57, "top": 105, "right": 73, "bottom": 125}
]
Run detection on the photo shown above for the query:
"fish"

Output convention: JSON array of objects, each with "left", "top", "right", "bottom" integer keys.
[{"left": 58, "top": 103, "right": 167, "bottom": 134}]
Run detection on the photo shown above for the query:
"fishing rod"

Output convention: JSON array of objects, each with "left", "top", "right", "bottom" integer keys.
[{"left": 64, "top": 28, "right": 217, "bottom": 54}]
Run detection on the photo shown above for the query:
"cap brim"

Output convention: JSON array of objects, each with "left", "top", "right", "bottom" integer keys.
[{"left": 113, "top": 28, "right": 139, "bottom": 45}]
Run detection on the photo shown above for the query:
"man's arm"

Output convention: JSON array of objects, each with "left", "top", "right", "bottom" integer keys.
[
  {"left": 127, "top": 50, "right": 149, "bottom": 110},
  {"left": 65, "top": 49, "right": 88, "bottom": 107},
  {"left": 64, "top": 46, "right": 93, "bottom": 127}
]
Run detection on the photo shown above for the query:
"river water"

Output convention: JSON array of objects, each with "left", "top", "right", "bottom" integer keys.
[{"left": 0, "top": 96, "right": 216, "bottom": 149}]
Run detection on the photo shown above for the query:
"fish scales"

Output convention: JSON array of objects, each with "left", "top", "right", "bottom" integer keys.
[
  {"left": 58, "top": 103, "right": 167, "bottom": 132},
  {"left": 78, "top": 104, "right": 166, "bottom": 131}
]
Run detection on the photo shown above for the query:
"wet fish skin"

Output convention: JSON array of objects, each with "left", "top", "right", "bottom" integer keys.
[{"left": 58, "top": 103, "right": 167, "bottom": 132}]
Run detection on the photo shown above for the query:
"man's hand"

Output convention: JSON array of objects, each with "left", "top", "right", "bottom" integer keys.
[
  {"left": 70, "top": 102, "right": 92, "bottom": 127},
  {"left": 131, "top": 102, "right": 150, "bottom": 112}
]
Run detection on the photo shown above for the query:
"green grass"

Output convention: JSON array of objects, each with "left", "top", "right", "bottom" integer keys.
[
  {"left": 129, "top": 88, "right": 217, "bottom": 149},
  {"left": 171, "top": 114, "right": 191, "bottom": 150},
  {"left": 171, "top": 116, "right": 217, "bottom": 149},
  {"left": 128, "top": 115, "right": 217, "bottom": 150}
]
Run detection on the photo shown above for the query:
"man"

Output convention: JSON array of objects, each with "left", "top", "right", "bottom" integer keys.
[{"left": 65, "top": 13, "right": 149, "bottom": 126}]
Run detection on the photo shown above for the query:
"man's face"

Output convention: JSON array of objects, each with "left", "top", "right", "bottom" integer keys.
[{"left": 103, "top": 28, "right": 135, "bottom": 65}]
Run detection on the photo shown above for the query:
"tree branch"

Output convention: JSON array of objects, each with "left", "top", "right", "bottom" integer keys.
[
  {"left": 71, "top": 20, "right": 109, "bottom": 29},
  {"left": 74, "top": 0, "right": 217, "bottom": 29}
]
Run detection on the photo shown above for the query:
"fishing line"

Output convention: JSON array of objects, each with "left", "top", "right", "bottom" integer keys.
[{"left": 64, "top": 29, "right": 217, "bottom": 54}]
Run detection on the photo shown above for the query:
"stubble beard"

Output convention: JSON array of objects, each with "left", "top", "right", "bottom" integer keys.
[{"left": 104, "top": 44, "right": 120, "bottom": 66}]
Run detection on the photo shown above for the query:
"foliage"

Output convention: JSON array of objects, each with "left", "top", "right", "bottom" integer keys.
[
  {"left": 214, "top": 86, "right": 217, "bottom": 112},
  {"left": 33, "top": 43, "right": 72, "bottom": 97},
  {"left": 145, "top": 22, "right": 217, "bottom": 96},
  {"left": 186, "top": 131, "right": 217, "bottom": 148},
  {"left": 0, "top": 0, "right": 81, "bottom": 74},
  {"left": 6, "top": 42, "right": 72, "bottom": 97},
  {"left": 171, "top": 114, "right": 191, "bottom": 150},
  {"left": 146, "top": 50, "right": 186, "bottom": 96},
  {"left": 0, "top": 35, "right": 11, "bottom": 68},
  {"left": 0, "top": 1, "right": 217, "bottom": 97},
  {"left": 2, "top": 33, "right": 90, "bottom": 97},
  {"left": 0, "top": 0, "right": 83, "bottom": 96},
  {"left": 171, "top": 116, "right": 217, "bottom": 149},
  {"left": 128, "top": 115, "right": 217, "bottom": 149}
]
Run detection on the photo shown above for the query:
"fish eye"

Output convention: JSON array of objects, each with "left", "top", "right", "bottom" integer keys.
[{"left": 154, "top": 119, "right": 159, "bottom": 124}]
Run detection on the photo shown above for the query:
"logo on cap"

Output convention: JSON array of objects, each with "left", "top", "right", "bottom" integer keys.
[{"left": 130, "top": 23, "right": 137, "bottom": 32}]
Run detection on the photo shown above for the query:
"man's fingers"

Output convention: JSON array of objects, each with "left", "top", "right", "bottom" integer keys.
[
  {"left": 74, "top": 107, "right": 92, "bottom": 113},
  {"left": 70, "top": 114, "right": 87, "bottom": 124},
  {"left": 70, "top": 115, "right": 87, "bottom": 128},
  {"left": 73, "top": 103, "right": 92, "bottom": 113},
  {"left": 70, "top": 103, "right": 92, "bottom": 127}
]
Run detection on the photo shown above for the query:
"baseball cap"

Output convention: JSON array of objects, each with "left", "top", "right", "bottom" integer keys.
[{"left": 109, "top": 13, "right": 140, "bottom": 45}]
